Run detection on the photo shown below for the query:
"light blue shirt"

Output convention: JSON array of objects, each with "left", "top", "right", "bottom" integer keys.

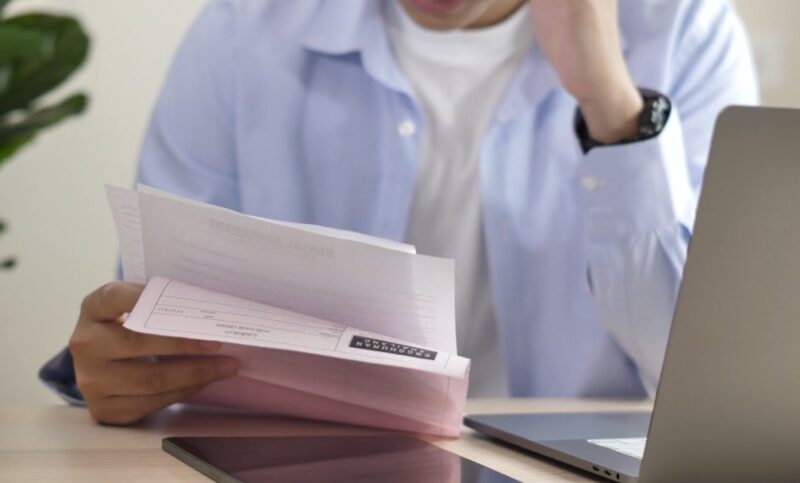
[{"left": 126, "top": 0, "right": 758, "bottom": 399}]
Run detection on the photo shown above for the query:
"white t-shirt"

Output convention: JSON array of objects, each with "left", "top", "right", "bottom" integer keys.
[{"left": 386, "top": 2, "right": 534, "bottom": 397}]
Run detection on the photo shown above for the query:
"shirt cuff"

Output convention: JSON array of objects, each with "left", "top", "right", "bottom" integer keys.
[
  {"left": 578, "top": 108, "right": 695, "bottom": 238},
  {"left": 39, "top": 347, "right": 85, "bottom": 405}
]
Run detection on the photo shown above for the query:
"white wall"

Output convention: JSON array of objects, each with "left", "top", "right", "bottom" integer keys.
[
  {"left": 733, "top": 0, "right": 800, "bottom": 107},
  {"left": 0, "top": 0, "right": 798, "bottom": 406},
  {"left": 0, "top": 0, "right": 206, "bottom": 405}
]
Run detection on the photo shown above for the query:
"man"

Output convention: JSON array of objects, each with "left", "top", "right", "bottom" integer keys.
[{"left": 41, "top": 0, "right": 757, "bottom": 424}]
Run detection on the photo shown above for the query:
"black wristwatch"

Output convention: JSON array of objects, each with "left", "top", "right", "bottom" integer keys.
[{"left": 575, "top": 88, "right": 671, "bottom": 154}]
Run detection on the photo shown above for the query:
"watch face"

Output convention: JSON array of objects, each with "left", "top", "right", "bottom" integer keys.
[
  {"left": 640, "top": 93, "right": 671, "bottom": 137},
  {"left": 576, "top": 88, "right": 671, "bottom": 152}
]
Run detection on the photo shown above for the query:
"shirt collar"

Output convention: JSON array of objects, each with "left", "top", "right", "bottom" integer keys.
[
  {"left": 300, "top": 0, "right": 413, "bottom": 94},
  {"left": 301, "top": 0, "right": 631, "bottom": 123},
  {"left": 386, "top": 1, "right": 534, "bottom": 67}
]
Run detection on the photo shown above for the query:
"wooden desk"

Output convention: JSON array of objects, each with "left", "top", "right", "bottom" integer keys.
[{"left": 0, "top": 399, "right": 650, "bottom": 482}]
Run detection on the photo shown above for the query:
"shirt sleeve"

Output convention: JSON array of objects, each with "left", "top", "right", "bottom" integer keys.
[
  {"left": 136, "top": 0, "right": 240, "bottom": 209},
  {"left": 38, "top": 0, "right": 239, "bottom": 403},
  {"left": 39, "top": 348, "right": 85, "bottom": 405},
  {"left": 581, "top": 0, "right": 759, "bottom": 395}
]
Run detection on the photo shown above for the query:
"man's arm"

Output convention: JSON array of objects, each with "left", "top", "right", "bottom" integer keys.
[
  {"left": 136, "top": 0, "right": 240, "bottom": 208},
  {"left": 578, "top": 1, "right": 759, "bottom": 393},
  {"left": 530, "top": 0, "right": 757, "bottom": 393},
  {"left": 40, "top": 0, "right": 243, "bottom": 414},
  {"left": 529, "top": 0, "right": 644, "bottom": 143}
]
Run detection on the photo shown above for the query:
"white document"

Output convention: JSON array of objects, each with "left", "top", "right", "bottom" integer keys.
[
  {"left": 134, "top": 186, "right": 456, "bottom": 352},
  {"left": 105, "top": 185, "right": 146, "bottom": 283},
  {"left": 107, "top": 185, "right": 469, "bottom": 436},
  {"left": 106, "top": 184, "right": 416, "bottom": 284},
  {"left": 136, "top": 184, "right": 418, "bottom": 254},
  {"left": 128, "top": 276, "right": 468, "bottom": 378}
]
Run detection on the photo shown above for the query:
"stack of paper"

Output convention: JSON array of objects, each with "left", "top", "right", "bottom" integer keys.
[{"left": 107, "top": 185, "right": 470, "bottom": 437}]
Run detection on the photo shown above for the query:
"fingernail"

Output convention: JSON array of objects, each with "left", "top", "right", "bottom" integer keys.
[
  {"left": 218, "top": 358, "right": 239, "bottom": 377},
  {"left": 199, "top": 340, "right": 222, "bottom": 351}
]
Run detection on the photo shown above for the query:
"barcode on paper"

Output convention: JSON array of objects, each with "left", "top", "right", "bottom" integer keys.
[{"left": 350, "top": 336, "right": 437, "bottom": 360}]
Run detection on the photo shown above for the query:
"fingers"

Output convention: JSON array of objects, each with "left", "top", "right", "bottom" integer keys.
[
  {"left": 90, "top": 325, "right": 224, "bottom": 360},
  {"left": 81, "top": 356, "right": 240, "bottom": 425},
  {"left": 100, "top": 356, "right": 239, "bottom": 397},
  {"left": 74, "top": 281, "right": 222, "bottom": 360},
  {"left": 81, "top": 281, "right": 144, "bottom": 322},
  {"left": 90, "top": 384, "right": 209, "bottom": 426},
  {"left": 73, "top": 281, "right": 241, "bottom": 426}
]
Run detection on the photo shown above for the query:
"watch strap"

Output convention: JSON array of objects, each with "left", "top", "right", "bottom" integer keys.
[{"left": 575, "top": 88, "right": 672, "bottom": 154}]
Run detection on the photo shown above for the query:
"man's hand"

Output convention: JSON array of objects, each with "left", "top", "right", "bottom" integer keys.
[
  {"left": 69, "top": 282, "right": 239, "bottom": 425},
  {"left": 529, "top": 0, "right": 643, "bottom": 143}
]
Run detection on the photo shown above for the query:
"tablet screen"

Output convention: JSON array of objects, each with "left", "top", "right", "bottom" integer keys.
[{"left": 163, "top": 434, "right": 517, "bottom": 482}]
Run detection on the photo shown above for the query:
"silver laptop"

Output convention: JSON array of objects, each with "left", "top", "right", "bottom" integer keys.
[{"left": 464, "top": 106, "right": 800, "bottom": 482}]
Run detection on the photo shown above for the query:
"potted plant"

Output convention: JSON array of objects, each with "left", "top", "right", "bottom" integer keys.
[{"left": 0, "top": 0, "right": 90, "bottom": 268}]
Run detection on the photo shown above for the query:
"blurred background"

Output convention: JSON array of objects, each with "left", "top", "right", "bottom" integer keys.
[{"left": 0, "top": 0, "right": 798, "bottom": 406}]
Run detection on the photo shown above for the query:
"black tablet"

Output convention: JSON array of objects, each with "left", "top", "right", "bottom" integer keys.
[{"left": 163, "top": 434, "right": 519, "bottom": 482}]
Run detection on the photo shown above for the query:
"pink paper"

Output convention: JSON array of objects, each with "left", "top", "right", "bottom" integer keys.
[{"left": 187, "top": 344, "right": 468, "bottom": 437}]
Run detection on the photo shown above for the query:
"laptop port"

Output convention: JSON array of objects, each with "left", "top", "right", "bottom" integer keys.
[
  {"left": 593, "top": 466, "right": 600, "bottom": 472},
  {"left": 604, "top": 470, "right": 612, "bottom": 476}
]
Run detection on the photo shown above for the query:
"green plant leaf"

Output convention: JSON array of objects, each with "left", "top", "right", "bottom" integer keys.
[
  {"left": 0, "top": 24, "right": 44, "bottom": 63},
  {"left": 0, "top": 92, "right": 87, "bottom": 140},
  {"left": 0, "top": 63, "right": 11, "bottom": 95},
  {"left": 1, "top": 256, "right": 16, "bottom": 269},
  {"left": 0, "top": 0, "right": 12, "bottom": 17},
  {"left": 0, "top": 14, "right": 89, "bottom": 114},
  {"left": 0, "top": 130, "right": 34, "bottom": 167},
  {"left": 0, "top": 92, "right": 87, "bottom": 166}
]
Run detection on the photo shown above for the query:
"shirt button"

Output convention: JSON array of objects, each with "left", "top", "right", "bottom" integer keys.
[
  {"left": 581, "top": 176, "right": 601, "bottom": 191},
  {"left": 398, "top": 119, "right": 416, "bottom": 137}
]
